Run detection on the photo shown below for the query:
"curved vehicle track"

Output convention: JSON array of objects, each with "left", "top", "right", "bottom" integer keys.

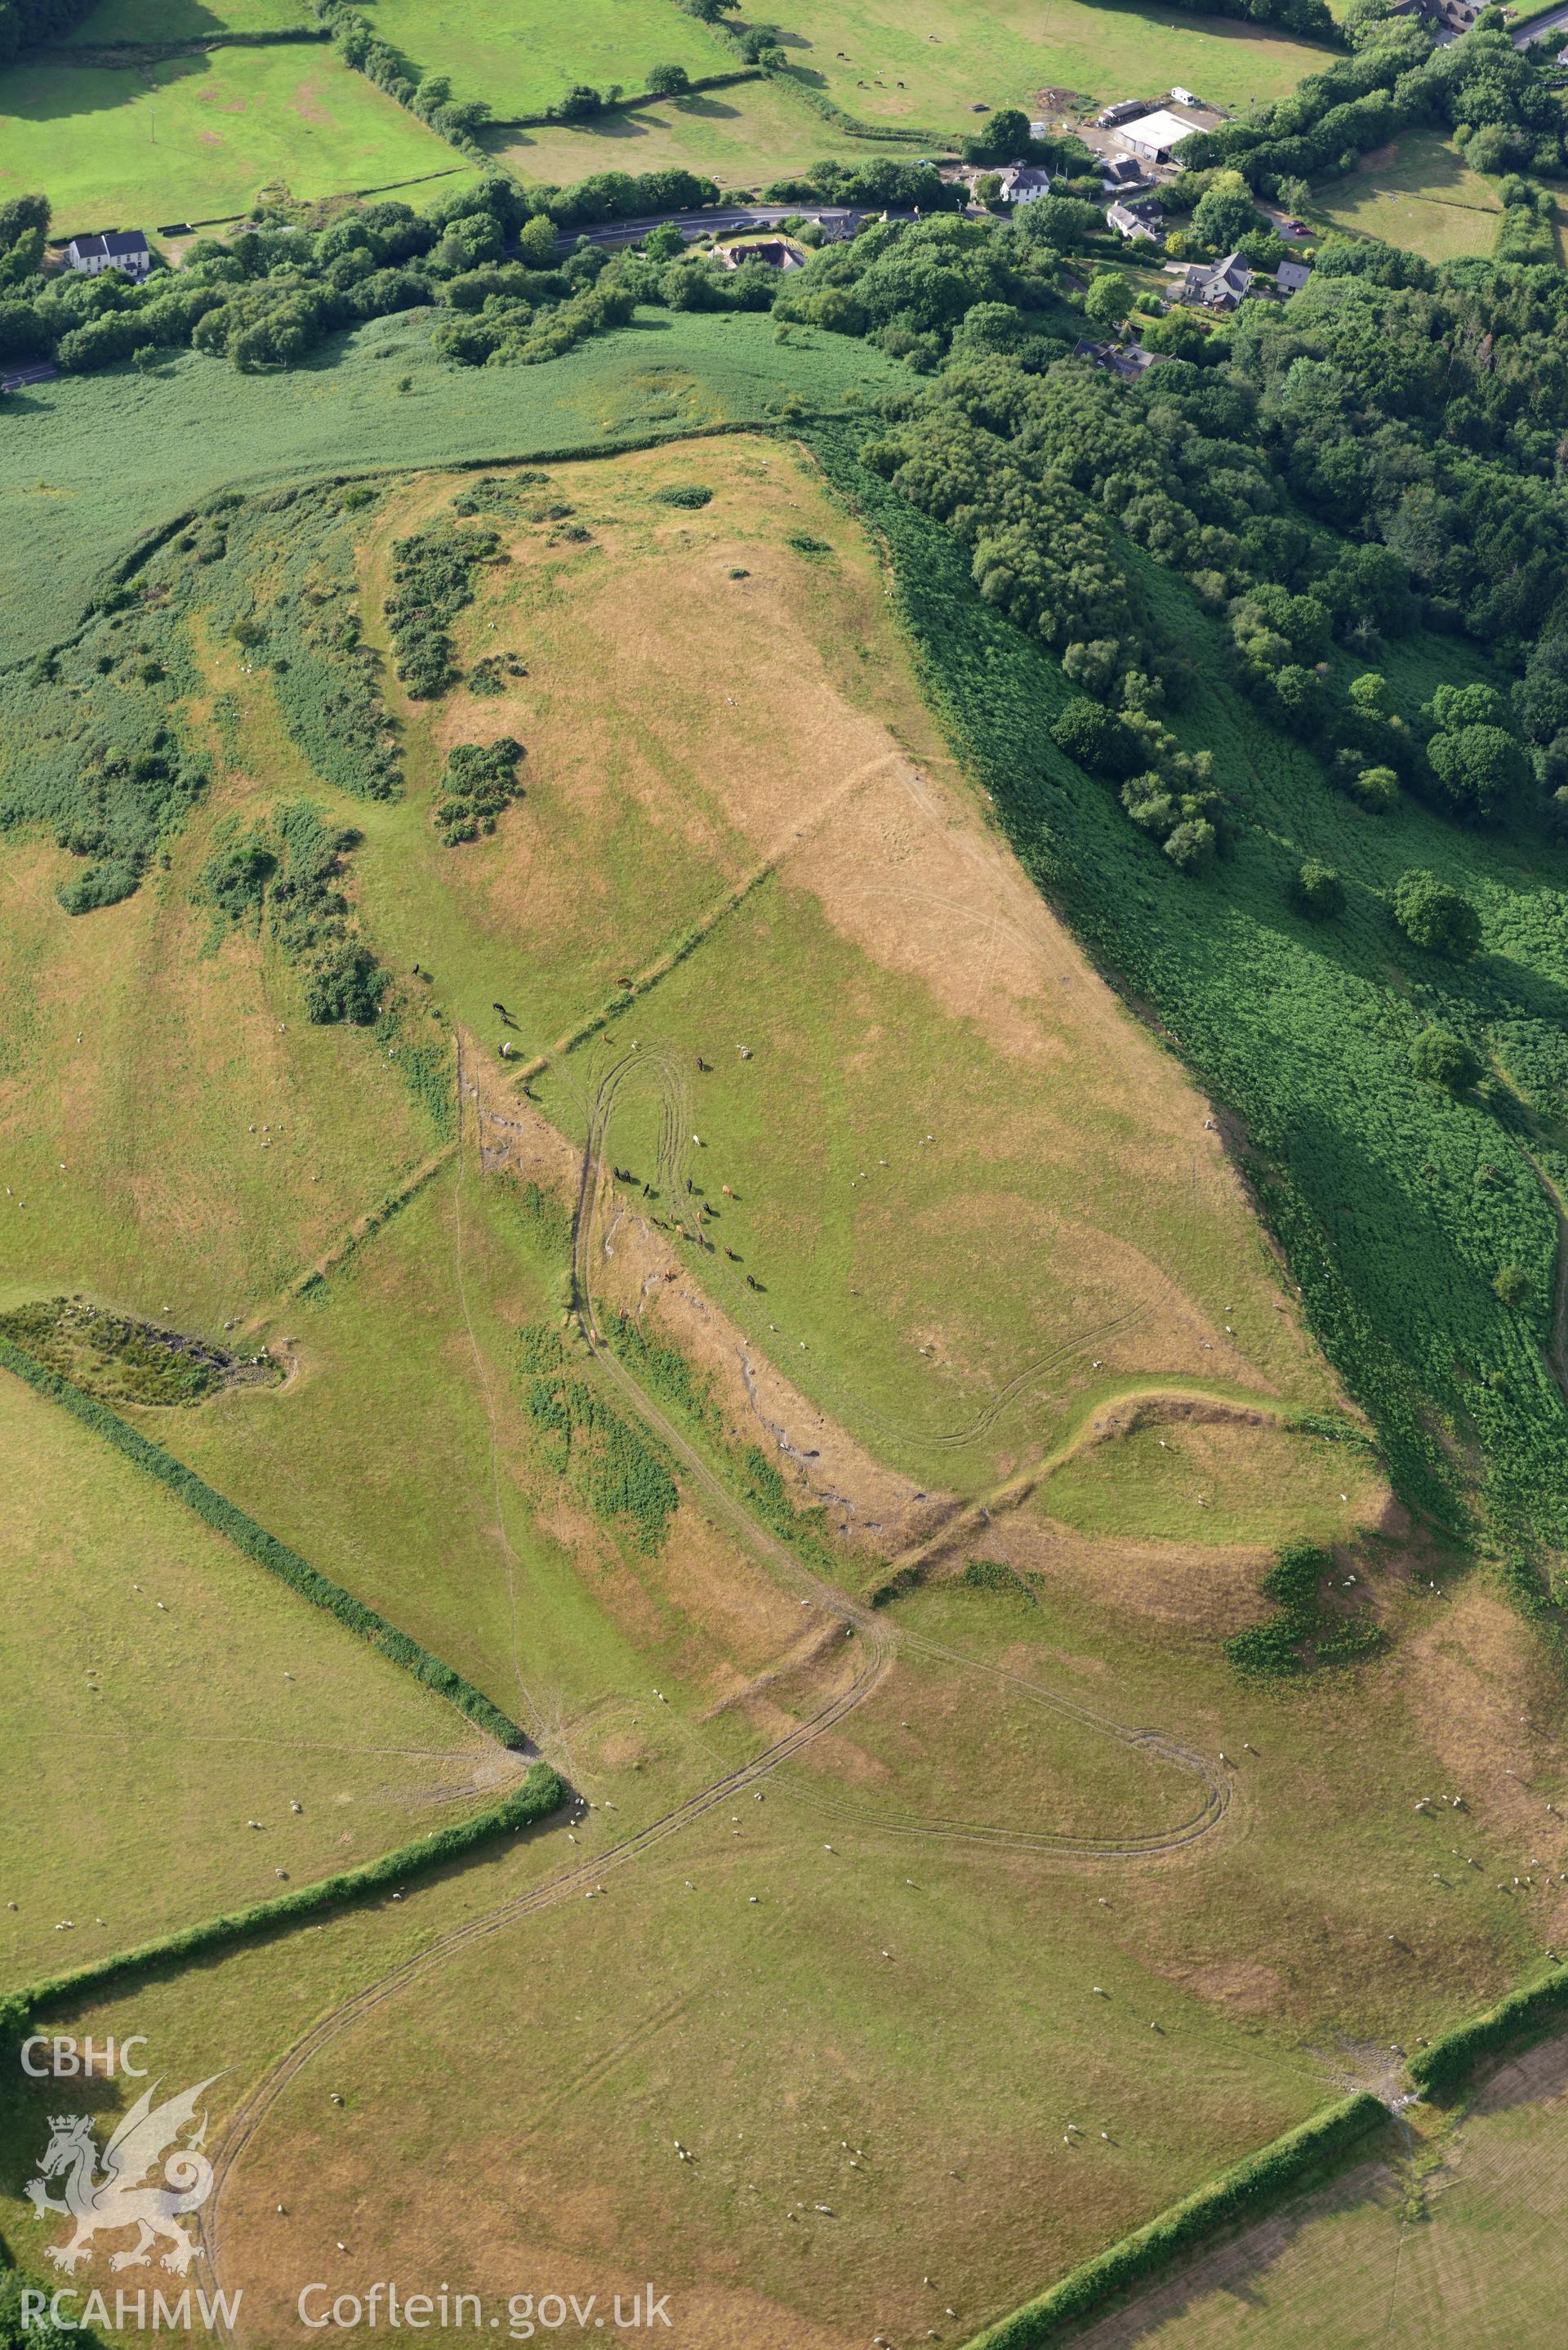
[
  {"left": 565, "top": 1037, "right": 1182, "bottom": 1462},
  {"left": 194, "top": 1046, "right": 1232, "bottom": 2334}
]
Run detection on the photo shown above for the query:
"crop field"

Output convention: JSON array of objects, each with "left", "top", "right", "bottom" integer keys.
[
  {"left": 0, "top": 1369, "right": 511, "bottom": 1985},
  {"left": 355, "top": 0, "right": 726, "bottom": 123},
  {"left": 1307, "top": 129, "right": 1504, "bottom": 263},
  {"left": 1062, "top": 2030, "right": 1568, "bottom": 2348},
  {"left": 0, "top": 43, "right": 455, "bottom": 237},
  {"left": 0, "top": 311, "right": 901, "bottom": 669},
  {"left": 769, "top": 0, "right": 1332, "bottom": 135}
]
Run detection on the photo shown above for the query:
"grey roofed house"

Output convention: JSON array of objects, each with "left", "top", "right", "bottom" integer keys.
[
  {"left": 1100, "top": 155, "right": 1146, "bottom": 189},
  {"left": 1107, "top": 202, "right": 1160, "bottom": 242},
  {"left": 1168, "top": 249, "right": 1253, "bottom": 309},
  {"left": 996, "top": 164, "right": 1054, "bottom": 203},
  {"left": 1072, "top": 336, "right": 1171, "bottom": 382},
  {"left": 1276, "top": 255, "right": 1312, "bottom": 294},
  {"left": 65, "top": 229, "right": 152, "bottom": 279}
]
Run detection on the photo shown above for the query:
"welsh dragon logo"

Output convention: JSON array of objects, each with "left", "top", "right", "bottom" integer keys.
[{"left": 25, "top": 2076, "right": 220, "bottom": 2276}]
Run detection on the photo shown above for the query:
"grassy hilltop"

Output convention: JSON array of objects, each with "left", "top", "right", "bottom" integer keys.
[{"left": 8, "top": 0, "right": 1568, "bottom": 2343}]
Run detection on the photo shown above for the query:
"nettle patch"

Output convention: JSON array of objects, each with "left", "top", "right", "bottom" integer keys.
[
  {"left": 0, "top": 1296, "right": 273, "bottom": 1407},
  {"left": 433, "top": 737, "right": 526, "bottom": 846},
  {"left": 1225, "top": 1541, "right": 1384, "bottom": 1679},
  {"left": 514, "top": 1323, "right": 679, "bottom": 1554}
]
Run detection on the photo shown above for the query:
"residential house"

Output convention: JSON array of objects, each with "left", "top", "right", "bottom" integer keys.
[
  {"left": 1391, "top": 0, "right": 1479, "bottom": 31},
  {"left": 1072, "top": 337, "right": 1171, "bottom": 382},
  {"left": 1107, "top": 201, "right": 1161, "bottom": 243},
  {"left": 996, "top": 164, "right": 1054, "bottom": 203},
  {"left": 1100, "top": 155, "right": 1147, "bottom": 190},
  {"left": 1276, "top": 255, "right": 1312, "bottom": 294},
  {"left": 721, "top": 237, "right": 801, "bottom": 270},
  {"left": 1111, "top": 106, "right": 1208, "bottom": 166},
  {"left": 1167, "top": 249, "right": 1253, "bottom": 309},
  {"left": 65, "top": 230, "right": 151, "bottom": 279}
]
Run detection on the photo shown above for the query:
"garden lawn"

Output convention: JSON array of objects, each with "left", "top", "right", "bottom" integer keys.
[
  {"left": 0, "top": 44, "right": 456, "bottom": 238},
  {"left": 1307, "top": 128, "right": 1503, "bottom": 263}
]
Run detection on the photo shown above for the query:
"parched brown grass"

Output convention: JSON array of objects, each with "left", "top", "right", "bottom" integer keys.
[{"left": 351, "top": 435, "right": 1347, "bottom": 1507}]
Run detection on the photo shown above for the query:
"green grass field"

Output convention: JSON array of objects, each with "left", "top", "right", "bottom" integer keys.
[
  {"left": 0, "top": 1370, "right": 511, "bottom": 1985},
  {"left": 770, "top": 0, "right": 1332, "bottom": 136},
  {"left": 323, "top": 439, "right": 1337, "bottom": 1496},
  {"left": 1055, "top": 2034, "right": 1568, "bottom": 2348},
  {"left": 356, "top": 0, "right": 727, "bottom": 120},
  {"left": 1035, "top": 1409, "right": 1388, "bottom": 1548},
  {"left": 0, "top": 44, "right": 455, "bottom": 238},
  {"left": 484, "top": 73, "right": 862, "bottom": 191},
  {"left": 0, "top": 311, "right": 901, "bottom": 670},
  {"left": 60, "top": 0, "right": 314, "bottom": 42},
  {"left": 1307, "top": 128, "right": 1503, "bottom": 263},
  {"left": 3, "top": 390, "right": 1568, "bottom": 2348},
  {"left": 0, "top": 1541, "right": 1543, "bottom": 2349}
]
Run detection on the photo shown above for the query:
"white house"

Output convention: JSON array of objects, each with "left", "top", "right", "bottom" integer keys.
[
  {"left": 65, "top": 230, "right": 151, "bottom": 280},
  {"left": 1276, "top": 256, "right": 1313, "bottom": 294},
  {"left": 1112, "top": 107, "right": 1206, "bottom": 165},
  {"left": 996, "top": 164, "right": 1054, "bottom": 203},
  {"left": 1107, "top": 201, "right": 1161, "bottom": 243}
]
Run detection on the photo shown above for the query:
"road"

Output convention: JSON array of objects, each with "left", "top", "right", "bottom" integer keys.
[
  {"left": 563, "top": 203, "right": 915, "bottom": 251},
  {"left": 1512, "top": 1, "right": 1568, "bottom": 41}
]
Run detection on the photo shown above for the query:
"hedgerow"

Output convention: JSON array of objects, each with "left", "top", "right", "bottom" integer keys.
[
  {"left": 964, "top": 2094, "right": 1386, "bottom": 2348},
  {"left": 1406, "top": 1961, "right": 1568, "bottom": 2098},
  {"left": 0, "top": 1338, "right": 526, "bottom": 1747},
  {"left": 0, "top": 1764, "right": 561, "bottom": 2031}
]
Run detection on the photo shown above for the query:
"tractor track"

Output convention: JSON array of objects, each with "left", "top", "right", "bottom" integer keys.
[{"left": 194, "top": 1037, "right": 1230, "bottom": 2337}]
